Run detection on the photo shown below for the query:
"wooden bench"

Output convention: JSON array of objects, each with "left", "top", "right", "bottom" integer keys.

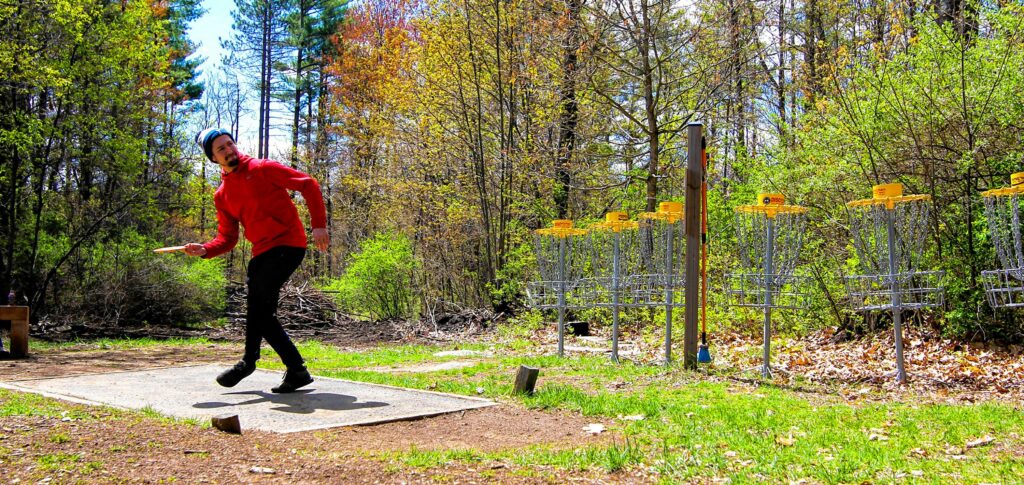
[{"left": 0, "top": 306, "right": 29, "bottom": 357}]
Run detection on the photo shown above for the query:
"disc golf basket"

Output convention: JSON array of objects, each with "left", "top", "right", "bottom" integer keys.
[
  {"left": 583, "top": 212, "right": 639, "bottom": 362},
  {"left": 846, "top": 183, "right": 945, "bottom": 384},
  {"left": 635, "top": 201, "right": 686, "bottom": 363},
  {"left": 982, "top": 172, "right": 1024, "bottom": 308},
  {"left": 725, "top": 194, "right": 811, "bottom": 378},
  {"left": 527, "top": 220, "right": 589, "bottom": 357}
]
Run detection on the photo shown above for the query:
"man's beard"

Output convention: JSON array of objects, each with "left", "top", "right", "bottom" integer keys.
[{"left": 226, "top": 156, "right": 239, "bottom": 168}]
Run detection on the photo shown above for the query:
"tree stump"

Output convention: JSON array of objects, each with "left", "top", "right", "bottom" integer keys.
[
  {"left": 212, "top": 414, "right": 241, "bottom": 434},
  {"left": 513, "top": 365, "right": 539, "bottom": 395}
]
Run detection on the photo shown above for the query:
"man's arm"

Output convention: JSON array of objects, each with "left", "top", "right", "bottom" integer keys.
[
  {"left": 260, "top": 161, "right": 329, "bottom": 249},
  {"left": 186, "top": 195, "right": 239, "bottom": 258}
]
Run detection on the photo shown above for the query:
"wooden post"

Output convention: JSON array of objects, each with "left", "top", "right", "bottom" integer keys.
[
  {"left": 211, "top": 414, "right": 242, "bottom": 434},
  {"left": 513, "top": 365, "right": 540, "bottom": 395},
  {"left": 0, "top": 306, "right": 29, "bottom": 357},
  {"left": 683, "top": 123, "right": 703, "bottom": 368}
]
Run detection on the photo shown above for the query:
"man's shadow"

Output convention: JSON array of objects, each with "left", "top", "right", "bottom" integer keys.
[{"left": 193, "top": 390, "right": 389, "bottom": 415}]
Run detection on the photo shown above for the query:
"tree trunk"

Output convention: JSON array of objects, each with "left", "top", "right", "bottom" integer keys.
[
  {"left": 777, "top": 0, "right": 786, "bottom": 145},
  {"left": 642, "top": 0, "right": 658, "bottom": 213},
  {"left": 258, "top": 3, "right": 269, "bottom": 158},
  {"left": 554, "top": 0, "right": 583, "bottom": 219}
]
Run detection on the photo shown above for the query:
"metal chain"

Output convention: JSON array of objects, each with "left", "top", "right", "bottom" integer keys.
[{"left": 848, "top": 200, "right": 930, "bottom": 277}]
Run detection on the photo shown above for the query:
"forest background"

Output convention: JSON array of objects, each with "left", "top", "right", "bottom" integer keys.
[{"left": 2, "top": 0, "right": 1023, "bottom": 343}]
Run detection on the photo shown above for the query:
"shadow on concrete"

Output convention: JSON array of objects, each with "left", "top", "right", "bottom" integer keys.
[{"left": 193, "top": 390, "right": 389, "bottom": 414}]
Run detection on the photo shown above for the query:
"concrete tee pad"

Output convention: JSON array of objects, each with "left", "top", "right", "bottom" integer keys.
[{"left": 1, "top": 364, "right": 494, "bottom": 433}]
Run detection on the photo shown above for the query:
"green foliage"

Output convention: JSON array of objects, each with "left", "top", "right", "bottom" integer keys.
[
  {"left": 487, "top": 222, "right": 535, "bottom": 310},
  {"left": 497, "top": 309, "right": 546, "bottom": 339},
  {"left": 732, "top": 8, "right": 1024, "bottom": 341},
  {"left": 76, "top": 230, "right": 226, "bottom": 326},
  {"left": 0, "top": 0, "right": 210, "bottom": 326},
  {"left": 322, "top": 232, "right": 418, "bottom": 319}
]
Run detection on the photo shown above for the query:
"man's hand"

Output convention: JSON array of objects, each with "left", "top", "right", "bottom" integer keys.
[
  {"left": 184, "top": 243, "right": 207, "bottom": 257},
  {"left": 312, "top": 228, "right": 329, "bottom": 251}
]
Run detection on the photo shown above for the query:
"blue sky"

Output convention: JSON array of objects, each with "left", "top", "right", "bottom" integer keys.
[
  {"left": 187, "top": 0, "right": 281, "bottom": 154},
  {"left": 188, "top": 0, "right": 233, "bottom": 84},
  {"left": 185, "top": 1, "right": 317, "bottom": 157}
]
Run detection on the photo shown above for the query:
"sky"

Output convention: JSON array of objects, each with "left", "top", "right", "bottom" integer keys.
[
  {"left": 188, "top": 0, "right": 233, "bottom": 76},
  {"left": 187, "top": 0, "right": 290, "bottom": 156}
]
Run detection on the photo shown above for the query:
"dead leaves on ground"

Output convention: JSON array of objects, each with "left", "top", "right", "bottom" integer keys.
[
  {"left": 534, "top": 322, "right": 1022, "bottom": 404},
  {"left": 965, "top": 435, "right": 996, "bottom": 449},
  {"left": 694, "top": 327, "right": 1024, "bottom": 402}
]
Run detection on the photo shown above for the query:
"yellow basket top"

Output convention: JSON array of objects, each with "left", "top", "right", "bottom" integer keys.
[
  {"left": 735, "top": 193, "right": 808, "bottom": 218},
  {"left": 847, "top": 183, "right": 931, "bottom": 209},
  {"left": 981, "top": 172, "right": 1024, "bottom": 198},
  {"left": 590, "top": 211, "right": 638, "bottom": 232},
  {"left": 535, "top": 219, "right": 587, "bottom": 238},
  {"left": 638, "top": 201, "right": 684, "bottom": 223}
]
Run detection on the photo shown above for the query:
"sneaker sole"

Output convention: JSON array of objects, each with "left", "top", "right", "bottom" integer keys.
[{"left": 271, "top": 377, "right": 314, "bottom": 394}]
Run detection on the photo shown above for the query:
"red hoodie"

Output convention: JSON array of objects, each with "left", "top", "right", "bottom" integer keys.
[{"left": 203, "top": 154, "right": 327, "bottom": 259}]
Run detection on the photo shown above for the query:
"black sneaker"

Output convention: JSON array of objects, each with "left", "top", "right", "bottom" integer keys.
[
  {"left": 271, "top": 367, "right": 313, "bottom": 393},
  {"left": 216, "top": 360, "right": 256, "bottom": 387}
]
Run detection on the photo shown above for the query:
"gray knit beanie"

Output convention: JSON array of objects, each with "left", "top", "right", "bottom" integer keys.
[{"left": 195, "top": 128, "right": 234, "bottom": 161}]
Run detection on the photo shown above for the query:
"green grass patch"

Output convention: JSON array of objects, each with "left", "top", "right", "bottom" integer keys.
[
  {"left": 138, "top": 405, "right": 205, "bottom": 428},
  {"left": 0, "top": 389, "right": 203, "bottom": 428},
  {"left": 37, "top": 452, "right": 82, "bottom": 470},
  {"left": 283, "top": 341, "right": 493, "bottom": 371},
  {"left": 322, "top": 344, "right": 1024, "bottom": 483},
  {"left": 30, "top": 336, "right": 215, "bottom": 352},
  {"left": 384, "top": 447, "right": 487, "bottom": 468},
  {"left": 49, "top": 432, "right": 71, "bottom": 444},
  {"left": 0, "top": 389, "right": 96, "bottom": 420}
]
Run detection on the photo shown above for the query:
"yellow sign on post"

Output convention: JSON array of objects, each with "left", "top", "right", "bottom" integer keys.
[
  {"left": 593, "top": 212, "right": 637, "bottom": 232},
  {"left": 848, "top": 183, "right": 930, "bottom": 210},
  {"left": 640, "top": 202, "right": 684, "bottom": 223},
  {"left": 757, "top": 193, "right": 786, "bottom": 206},
  {"left": 536, "top": 220, "right": 586, "bottom": 238},
  {"left": 984, "top": 173, "right": 1024, "bottom": 198},
  {"left": 736, "top": 194, "right": 807, "bottom": 219},
  {"left": 872, "top": 183, "right": 904, "bottom": 199}
]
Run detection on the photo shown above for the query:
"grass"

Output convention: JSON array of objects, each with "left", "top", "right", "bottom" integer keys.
[
  {"left": 0, "top": 390, "right": 98, "bottom": 419},
  {"left": 4, "top": 337, "right": 1023, "bottom": 483},
  {"left": 36, "top": 452, "right": 103, "bottom": 474},
  {"left": 30, "top": 336, "right": 215, "bottom": 352},
  {"left": 283, "top": 340, "right": 493, "bottom": 370},
  {"left": 139, "top": 405, "right": 206, "bottom": 428},
  {"left": 295, "top": 342, "right": 1024, "bottom": 483},
  {"left": 0, "top": 389, "right": 204, "bottom": 428}
]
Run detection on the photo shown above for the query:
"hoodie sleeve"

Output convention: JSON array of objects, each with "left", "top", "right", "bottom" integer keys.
[
  {"left": 258, "top": 160, "right": 328, "bottom": 229},
  {"left": 202, "top": 191, "right": 240, "bottom": 258}
]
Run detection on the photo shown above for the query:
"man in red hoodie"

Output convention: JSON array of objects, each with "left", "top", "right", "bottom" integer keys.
[{"left": 184, "top": 128, "right": 329, "bottom": 393}]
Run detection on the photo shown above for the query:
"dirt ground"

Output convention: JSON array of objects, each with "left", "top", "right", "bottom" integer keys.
[{"left": 0, "top": 344, "right": 638, "bottom": 484}]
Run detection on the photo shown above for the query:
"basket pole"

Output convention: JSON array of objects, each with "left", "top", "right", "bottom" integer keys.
[
  {"left": 557, "top": 236, "right": 567, "bottom": 357},
  {"left": 664, "top": 221, "right": 675, "bottom": 364},
  {"left": 611, "top": 233, "right": 621, "bottom": 363},
  {"left": 885, "top": 208, "right": 908, "bottom": 384},
  {"left": 684, "top": 123, "right": 703, "bottom": 368},
  {"left": 762, "top": 216, "right": 776, "bottom": 378}
]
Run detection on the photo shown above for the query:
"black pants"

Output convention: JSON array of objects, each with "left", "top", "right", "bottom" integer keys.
[{"left": 244, "top": 246, "right": 306, "bottom": 369}]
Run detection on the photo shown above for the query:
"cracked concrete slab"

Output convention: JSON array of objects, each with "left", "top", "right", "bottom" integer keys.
[{"left": 0, "top": 364, "right": 494, "bottom": 433}]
